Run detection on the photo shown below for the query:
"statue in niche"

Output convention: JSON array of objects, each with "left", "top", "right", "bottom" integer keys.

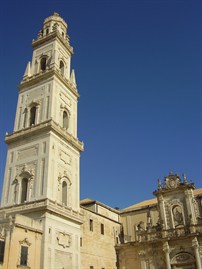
[
  {"left": 137, "top": 221, "right": 145, "bottom": 231},
  {"left": 173, "top": 206, "right": 183, "bottom": 226}
]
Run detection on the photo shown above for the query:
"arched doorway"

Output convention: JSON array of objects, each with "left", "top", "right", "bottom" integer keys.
[{"left": 171, "top": 253, "right": 195, "bottom": 269}]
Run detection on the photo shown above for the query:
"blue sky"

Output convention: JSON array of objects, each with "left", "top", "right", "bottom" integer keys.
[{"left": 0, "top": 0, "right": 201, "bottom": 209}]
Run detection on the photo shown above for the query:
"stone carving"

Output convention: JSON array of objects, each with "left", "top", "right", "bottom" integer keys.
[
  {"left": 137, "top": 221, "right": 145, "bottom": 231},
  {"left": 57, "top": 171, "right": 72, "bottom": 191},
  {"left": 176, "top": 254, "right": 189, "bottom": 261},
  {"left": 171, "top": 252, "right": 195, "bottom": 265},
  {"left": 57, "top": 232, "right": 71, "bottom": 248},
  {"left": 59, "top": 150, "right": 72, "bottom": 165},
  {"left": 165, "top": 174, "right": 180, "bottom": 189},
  {"left": 173, "top": 206, "right": 183, "bottom": 226},
  {"left": 19, "top": 237, "right": 31, "bottom": 246}
]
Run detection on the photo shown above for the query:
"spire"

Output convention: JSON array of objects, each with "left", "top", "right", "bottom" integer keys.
[
  {"left": 23, "top": 61, "right": 31, "bottom": 78},
  {"left": 70, "top": 69, "right": 77, "bottom": 87}
]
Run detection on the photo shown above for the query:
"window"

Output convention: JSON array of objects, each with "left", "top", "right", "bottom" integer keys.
[
  {"left": 101, "top": 223, "right": 104, "bottom": 235},
  {"left": 46, "top": 28, "right": 49, "bottom": 35},
  {"left": 21, "top": 178, "right": 28, "bottom": 203},
  {"left": 59, "top": 60, "right": 64, "bottom": 75},
  {"left": 90, "top": 266, "right": 94, "bottom": 269},
  {"left": 0, "top": 241, "right": 5, "bottom": 263},
  {"left": 89, "top": 219, "right": 93, "bottom": 231},
  {"left": 62, "top": 181, "right": 67, "bottom": 206},
  {"left": 20, "top": 246, "right": 28, "bottom": 266},
  {"left": 30, "top": 106, "right": 36, "bottom": 126},
  {"left": 63, "top": 111, "right": 69, "bottom": 129},
  {"left": 80, "top": 237, "right": 82, "bottom": 247},
  {"left": 40, "top": 57, "right": 46, "bottom": 71}
]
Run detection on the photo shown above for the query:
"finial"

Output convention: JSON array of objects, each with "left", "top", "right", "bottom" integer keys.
[
  {"left": 182, "top": 173, "right": 188, "bottom": 184},
  {"left": 169, "top": 170, "right": 173, "bottom": 175},
  {"left": 158, "top": 178, "right": 162, "bottom": 189},
  {"left": 53, "top": 12, "right": 60, "bottom": 17}
]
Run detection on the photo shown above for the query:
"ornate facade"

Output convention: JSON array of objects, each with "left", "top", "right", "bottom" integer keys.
[{"left": 0, "top": 13, "right": 201, "bottom": 269}]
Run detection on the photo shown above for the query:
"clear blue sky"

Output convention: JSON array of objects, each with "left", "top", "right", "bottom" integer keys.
[{"left": 0, "top": 0, "right": 201, "bottom": 209}]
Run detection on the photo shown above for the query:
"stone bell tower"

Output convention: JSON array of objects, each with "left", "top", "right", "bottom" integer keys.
[{"left": 1, "top": 13, "right": 84, "bottom": 269}]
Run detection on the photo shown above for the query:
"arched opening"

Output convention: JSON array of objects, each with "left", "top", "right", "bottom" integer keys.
[
  {"left": 21, "top": 178, "right": 28, "bottom": 203},
  {"left": 40, "top": 57, "right": 46, "bottom": 71},
  {"left": 46, "top": 28, "right": 49, "bottom": 35},
  {"left": 63, "top": 111, "right": 69, "bottom": 129},
  {"left": 59, "top": 60, "right": 64, "bottom": 75},
  {"left": 62, "top": 181, "right": 67, "bottom": 206},
  {"left": 30, "top": 106, "right": 36, "bottom": 126}
]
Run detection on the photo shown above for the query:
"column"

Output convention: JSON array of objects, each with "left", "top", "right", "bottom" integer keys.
[
  {"left": 139, "top": 251, "right": 147, "bottom": 269},
  {"left": 192, "top": 237, "right": 202, "bottom": 269},
  {"left": 163, "top": 242, "right": 171, "bottom": 269},
  {"left": 159, "top": 195, "right": 168, "bottom": 229},
  {"left": 185, "top": 189, "right": 196, "bottom": 224}
]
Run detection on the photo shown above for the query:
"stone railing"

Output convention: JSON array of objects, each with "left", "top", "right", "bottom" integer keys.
[
  {"left": 135, "top": 224, "right": 202, "bottom": 243},
  {"left": 0, "top": 198, "right": 84, "bottom": 224}
]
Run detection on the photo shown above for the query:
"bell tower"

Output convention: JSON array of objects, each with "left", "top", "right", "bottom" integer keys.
[{"left": 1, "top": 13, "right": 84, "bottom": 269}]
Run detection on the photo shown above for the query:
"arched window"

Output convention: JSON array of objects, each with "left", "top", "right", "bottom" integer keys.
[
  {"left": 40, "top": 57, "right": 46, "bottom": 71},
  {"left": 21, "top": 178, "right": 28, "bottom": 203},
  {"left": 30, "top": 106, "right": 36, "bottom": 126},
  {"left": 62, "top": 181, "right": 67, "bottom": 206},
  {"left": 63, "top": 111, "right": 69, "bottom": 129},
  {"left": 46, "top": 28, "right": 49, "bottom": 35},
  {"left": 59, "top": 60, "right": 64, "bottom": 75}
]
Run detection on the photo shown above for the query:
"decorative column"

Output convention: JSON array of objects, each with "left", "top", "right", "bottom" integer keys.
[
  {"left": 139, "top": 250, "right": 147, "bottom": 269},
  {"left": 159, "top": 195, "right": 168, "bottom": 229},
  {"left": 185, "top": 189, "right": 196, "bottom": 224},
  {"left": 192, "top": 237, "right": 202, "bottom": 269},
  {"left": 163, "top": 242, "right": 171, "bottom": 269}
]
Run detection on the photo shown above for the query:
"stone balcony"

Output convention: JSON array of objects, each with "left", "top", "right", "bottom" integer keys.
[{"left": 134, "top": 223, "right": 202, "bottom": 243}]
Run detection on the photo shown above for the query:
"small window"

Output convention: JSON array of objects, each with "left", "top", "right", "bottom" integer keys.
[
  {"left": 90, "top": 266, "right": 94, "bottom": 269},
  {"left": 0, "top": 241, "right": 5, "bottom": 263},
  {"left": 20, "top": 246, "right": 28, "bottom": 266},
  {"left": 101, "top": 223, "right": 104, "bottom": 235},
  {"left": 46, "top": 28, "right": 49, "bottom": 35},
  {"left": 30, "top": 106, "right": 36, "bottom": 126},
  {"left": 80, "top": 237, "right": 82, "bottom": 247},
  {"left": 89, "top": 219, "right": 93, "bottom": 231},
  {"left": 62, "top": 32, "right": 64, "bottom": 37},
  {"left": 21, "top": 178, "right": 28, "bottom": 203},
  {"left": 40, "top": 57, "right": 46, "bottom": 71},
  {"left": 59, "top": 60, "right": 64, "bottom": 75},
  {"left": 62, "top": 181, "right": 67, "bottom": 206},
  {"left": 63, "top": 111, "right": 69, "bottom": 129}
]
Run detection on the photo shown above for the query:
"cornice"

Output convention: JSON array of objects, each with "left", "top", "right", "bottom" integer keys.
[
  {"left": 32, "top": 31, "right": 73, "bottom": 55},
  {"left": 18, "top": 68, "right": 79, "bottom": 98},
  {"left": 0, "top": 198, "right": 84, "bottom": 225},
  {"left": 153, "top": 184, "right": 195, "bottom": 197},
  {"left": 5, "top": 119, "right": 84, "bottom": 152}
]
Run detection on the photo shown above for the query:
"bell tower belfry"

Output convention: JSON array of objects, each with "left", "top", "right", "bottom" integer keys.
[{"left": 1, "top": 13, "right": 84, "bottom": 269}]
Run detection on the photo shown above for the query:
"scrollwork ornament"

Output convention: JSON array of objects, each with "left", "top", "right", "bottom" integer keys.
[{"left": 192, "top": 237, "right": 199, "bottom": 249}]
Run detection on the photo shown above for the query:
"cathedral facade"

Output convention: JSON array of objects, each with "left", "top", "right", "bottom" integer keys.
[{"left": 0, "top": 13, "right": 201, "bottom": 269}]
